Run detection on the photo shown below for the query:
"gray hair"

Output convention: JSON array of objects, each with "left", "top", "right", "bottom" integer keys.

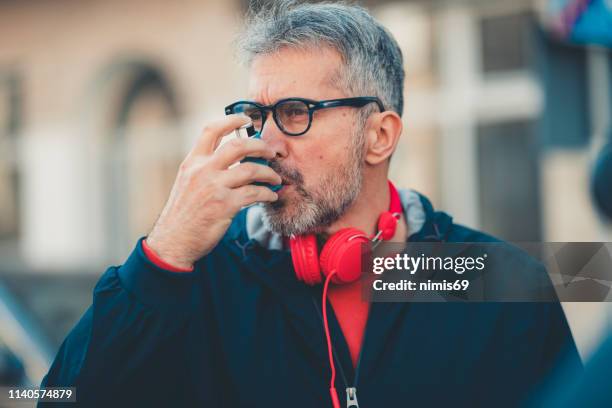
[{"left": 236, "top": 0, "right": 405, "bottom": 119}]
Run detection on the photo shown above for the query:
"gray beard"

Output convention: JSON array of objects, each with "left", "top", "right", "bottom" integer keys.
[{"left": 262, "top": 131, "right": 365, "bottom": 237}]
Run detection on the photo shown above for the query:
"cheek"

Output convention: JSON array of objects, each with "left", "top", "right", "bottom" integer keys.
[
  {"left": 288, "top": 145, "right": 327, "bottom": 189},
  {"left": 300, "top": 148, "right": 324, "bottom": 176},
  {"left": 289, "top": 120, "right": 355, "bottom": 178}
]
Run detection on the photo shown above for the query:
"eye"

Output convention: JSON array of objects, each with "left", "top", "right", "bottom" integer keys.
[
  {"left": 279, "top": 102, "right": 309, "bottom": 120},
  {"left": 247, "top": 110, "right": 262, "bottom": 121},
  {"left": 287, "top": 108, "right": 307, "bottom": 117}
]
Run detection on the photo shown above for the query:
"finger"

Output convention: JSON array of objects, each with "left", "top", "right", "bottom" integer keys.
[
  {"left": 211, "top": 137, "right": 276, "bottom": 170},
  {"left": 189, "top": 115, "right": 251, "bottom": 158},
  {"left": 233, "top": 184, "right": 279, "bottom": 207},
  {"left": 223, "top": 162, "right": 282, "bottom": 188}
]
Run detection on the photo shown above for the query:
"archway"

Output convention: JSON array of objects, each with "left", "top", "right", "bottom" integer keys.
[{"left": 87, "top": 59, "right": 183, "bottom": 262}]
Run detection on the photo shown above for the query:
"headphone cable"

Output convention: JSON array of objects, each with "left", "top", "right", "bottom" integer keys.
[{"left": 323, "top": 270, "right": 342, "bottom": 408}]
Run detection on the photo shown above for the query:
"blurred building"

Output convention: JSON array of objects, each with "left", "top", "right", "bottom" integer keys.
[{"left": 0, "top": 0, "right": 611, "bottom": 385}]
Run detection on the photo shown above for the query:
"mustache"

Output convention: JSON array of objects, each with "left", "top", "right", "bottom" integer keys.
[{"left": 268, "top": 161, "right": 303, "bottom": 185}]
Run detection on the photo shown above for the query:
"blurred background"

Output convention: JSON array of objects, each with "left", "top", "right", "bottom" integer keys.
[{"left": 0, "top": 0, "right": 611, "bottom": 390}]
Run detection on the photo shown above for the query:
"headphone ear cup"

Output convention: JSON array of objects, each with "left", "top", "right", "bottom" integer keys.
[
  {"left": 289, "top": 234, "right": 322, "bottom": 286},
  {"left": 320, "top": 228, "right": 369, "bottom": 284}
]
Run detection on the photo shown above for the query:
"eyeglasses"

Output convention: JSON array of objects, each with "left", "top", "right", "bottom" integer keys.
[{"left": 224, "top": 96, "right": 384, "bottom": 136}]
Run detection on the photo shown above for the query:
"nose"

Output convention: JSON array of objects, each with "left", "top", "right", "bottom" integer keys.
[{"left": 260, "top": 113, "right": 288, "bottom": 160}]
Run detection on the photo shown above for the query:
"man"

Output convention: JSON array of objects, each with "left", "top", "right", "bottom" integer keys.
[{"left": 40, "top": 1, "right": 581, "bottom": 407}]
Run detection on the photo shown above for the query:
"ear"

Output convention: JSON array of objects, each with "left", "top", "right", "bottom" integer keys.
[{"left": 364, "top": 111, "right": 403, "bottom": 165}]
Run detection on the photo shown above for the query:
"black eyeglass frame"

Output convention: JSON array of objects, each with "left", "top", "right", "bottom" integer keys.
[{"left": 224, "top": 96, "right": 385, "bottom": 136}]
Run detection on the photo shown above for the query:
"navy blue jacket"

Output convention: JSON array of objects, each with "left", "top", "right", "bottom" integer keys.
[
  {"left": 545, "top": 333, "right": 612, "bottom": 407},
  {"left": 39, "top": 192, "right": 581, "bottom": 407}
]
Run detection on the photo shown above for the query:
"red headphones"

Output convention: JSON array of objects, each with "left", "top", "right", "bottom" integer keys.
[{"left": 289, "top": 180, "right": 402, "bottom": 286}]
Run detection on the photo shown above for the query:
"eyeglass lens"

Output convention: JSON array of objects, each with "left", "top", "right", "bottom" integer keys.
[{"left": 232, "top": 100, "right": 311, "bottom": 135}]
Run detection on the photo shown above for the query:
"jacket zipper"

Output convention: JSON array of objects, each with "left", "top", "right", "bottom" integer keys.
[
  {"left": 348, "top": 300, "right": 370, "bottom": 408},
  {"left": 311, "top": 295, "right": 363, "bottom": 407}
]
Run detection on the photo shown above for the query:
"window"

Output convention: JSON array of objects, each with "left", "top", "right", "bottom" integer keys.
[
  {"left": 480, "top": 12, "right": 535, "bottom": 73},
  {"left": 477, "top": 120, "right": 541, "bottom": 241},
  {"left": 0, "top": 72, "right": 21, "bottom": 241},
  {"left": 540, "top": 36, "right": 590, "bottom": 147}
]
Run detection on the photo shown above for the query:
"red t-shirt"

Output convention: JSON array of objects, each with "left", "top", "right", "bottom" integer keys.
[{"left": 327, "top": 283, "right": 370, "bottom": 368}]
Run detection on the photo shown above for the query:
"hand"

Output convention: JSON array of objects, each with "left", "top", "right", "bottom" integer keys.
[{"left": 145, "top": 115, "right": 281, "bottom": 269}]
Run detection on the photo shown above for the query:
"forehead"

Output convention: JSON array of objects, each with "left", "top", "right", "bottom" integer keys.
[{"left": 247, "top": 46, "right": 345, "bottom": 103}]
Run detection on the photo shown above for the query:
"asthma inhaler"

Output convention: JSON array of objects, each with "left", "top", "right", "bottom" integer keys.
[{"left": 235, "top": 122, "right": 282, "bottom": 192}]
